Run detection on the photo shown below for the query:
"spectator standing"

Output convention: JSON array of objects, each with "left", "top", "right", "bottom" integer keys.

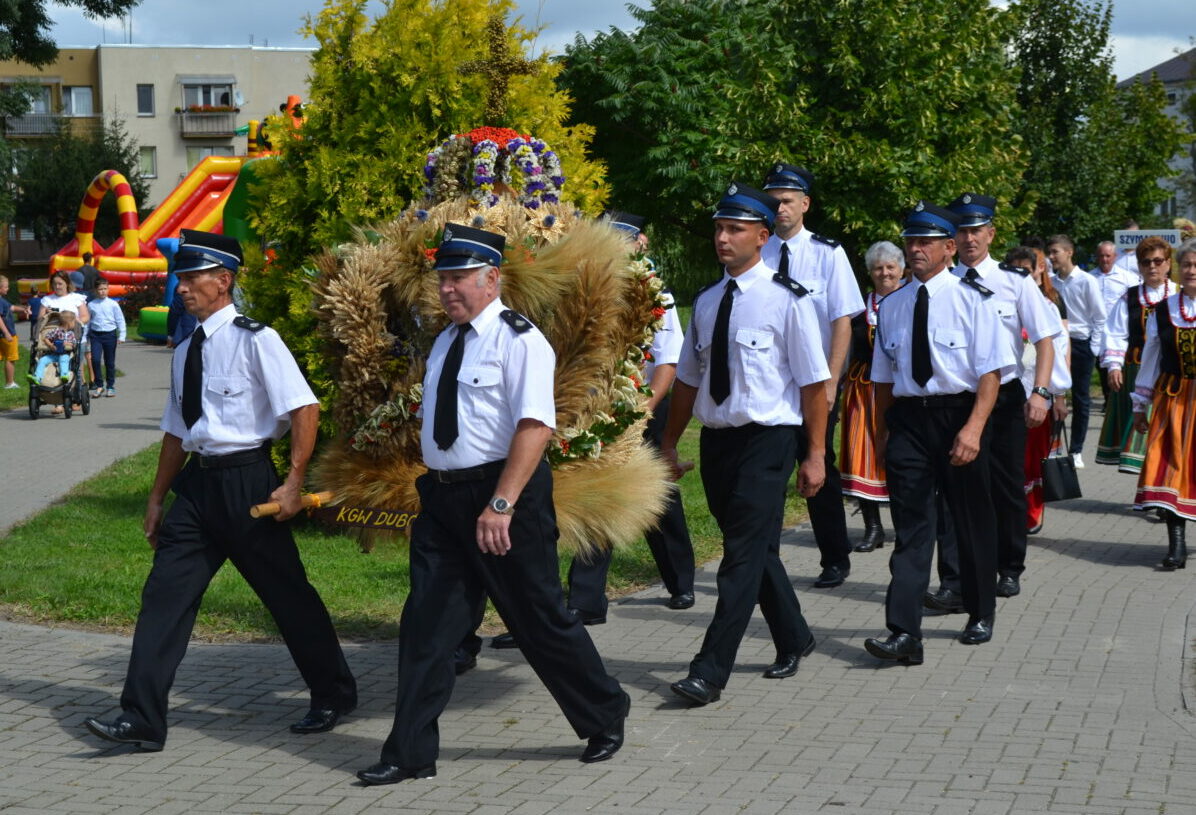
[{"left": 87, "top": 279, "right": 126, "bottom": 397}]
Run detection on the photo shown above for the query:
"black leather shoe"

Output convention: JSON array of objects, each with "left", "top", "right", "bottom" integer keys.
[
  {"left": 84, "top": 717, "right": 164, "bottom": 752},
  {"left": 356, "top": 762, "right": 437, "bottom": 786},
  {"left": 996, "top": 575, "right": 1021, "bottom": 597},
  {"left": 813, "top": 563, "right": 849, "bottom": 589},
  {"left": 290, "top": 708, "right": 344, "bottom": 734},
  {"left": 667, "top": 592, "right": 695, "bottom": 610},
  {"left": 670, "top": 676, "right": 721, "bottom": 705},
  {"left": 863, "top": 633, "right": 924, "bottom": 665},
  {"left": 763, "top": 635, "right": 816, "bottom": 678},
  {"left": 491, "top": 632, "right": 517, "bottom": 649},
  {"left": 580, "top": 692, "right": 630, "bottom": 763},
  {"left": 453, "top": 647, "right": 478, "bottom": 675},
  {"left": 923, "top": 587, "right": 965, "bottom": 613},
  {"left": 568, "top": 607, "right": 607, "bottom": 626},
  {"left": 959, "top": 616, "right": 994, "bottom": 645},
  {"left": 1027, "top": 518, "right": 1044, "bottom": 535}
]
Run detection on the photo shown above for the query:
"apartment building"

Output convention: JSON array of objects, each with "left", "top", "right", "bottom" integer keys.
[{"left": 0, "top": 44, "right": 312, "bottom": 269}]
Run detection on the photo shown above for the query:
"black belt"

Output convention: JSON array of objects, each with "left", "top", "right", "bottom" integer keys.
[
  {"left": 897, "top": 393, "right": 976, "bottom": 409},
  {"left": 425, "top": 459, "right": 506, "bottom": 484},
  {"left": 195, "top": 443, "right": 272, "bottom": 469}
]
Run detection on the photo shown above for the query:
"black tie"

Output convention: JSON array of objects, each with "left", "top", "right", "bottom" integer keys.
[
  {"left": 433, "top": 323, "right": 471, "bottom": 450},
  {"left": 710, "top": 280, "right": 736, "bottom": 405},
  {"left": 778, "top": 243, "right": 790, "bottom": 278},
  {"left": 182, "top": 325, "right": 205, "bottom": 429},
  {"left": 965, "top": 267, "right": 979, "bottom": 281},
  {"left": 912, "top": 285, "right": 932, "bottom": 387}
]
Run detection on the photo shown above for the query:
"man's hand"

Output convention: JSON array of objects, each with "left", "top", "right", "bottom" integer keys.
[
  {"left": 660, "top": 445, "right": 695, "bottom": 481},
  {"left": 1052, "top": 395, "right": 1069, "bottom": 422},
  {"left": 1108, "top": 368, "right": 1123, "bottom": 392},
  {"left": 1024, "top": 393, "right": 1049, "bottom": 428},
  {"left": 143, "top": 500, "right": 165, "bottom": 550},
  {"left": 797, "top": 456, "right": 826, "bottom": 498},
  {"left": 477, "top": 508, "right": 513, "bottom": 555},
  {"left": 950, "top": 423, "right": 983, "bottom": 466},
  {"left": 268, "top": 480, "right": 304, "bottom": 522}
]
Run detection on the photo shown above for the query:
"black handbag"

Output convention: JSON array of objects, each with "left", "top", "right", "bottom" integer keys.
[{"left": 1041, "top": 421, "right": 1082, "bottom": 502}]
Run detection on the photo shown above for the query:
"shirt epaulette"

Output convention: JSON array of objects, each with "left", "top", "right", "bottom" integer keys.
[
  {"left": 233, "top": 315, "right": 267, "bottom": 332},
  {"left": 810, "top": 232, "right": 840, "bottom": 248},
  {"left": 999, "top": 261, "right": 1029, "bottom": 277},
  {"left": 500, "top": 309, "right": 535, "bottom": 333},
  {"left": 695, "top": 279, "right": 721, "bottom": 300},
  {"left": 773, "top": 273, "right": 810, "bottom": 298},
  {"left": 661, "top": 288, "right": 676, "bottom": 309},
  {"left": 961, "top": 276, "right": 995, "bottom": 298}
]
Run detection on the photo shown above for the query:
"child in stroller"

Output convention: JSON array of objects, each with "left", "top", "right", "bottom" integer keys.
[
  {"left": 29, "top": 310, "right": 78, "bottom": 385},
  {"left": 27, "top": 309, "right": 91, "bottom": 419}
]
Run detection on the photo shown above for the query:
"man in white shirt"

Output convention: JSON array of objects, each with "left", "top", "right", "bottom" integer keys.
[
  {"left": 662, "top": 182, "right": 828, "bottom": 705},
  {"left": 1091, "top": 240, "right": 1140, "bottom": 407},
  {"left": 760, "top": 163, "right": 864, "bottom": 589},
  {"left": 1049, "top": 234, "right": 1106, "bottom": 465}
]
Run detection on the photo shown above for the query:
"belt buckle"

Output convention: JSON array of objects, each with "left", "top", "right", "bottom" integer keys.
[{"left": 433, "top": 469, "right": 449, "bottom": 484}]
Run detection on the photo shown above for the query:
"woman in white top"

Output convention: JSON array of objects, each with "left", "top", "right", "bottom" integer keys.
[{"left": 40, "top": 271, "right": 91, "bottom": 325}]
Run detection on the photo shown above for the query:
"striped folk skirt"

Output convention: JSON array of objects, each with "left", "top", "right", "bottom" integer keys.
[
  {"left": 1096, "top": 362, "right": 1149, "bottom": 474},
  {"left": 1135, "top": 374, "right": 1196, "bottom": 521},
  {"left": 839, "top": 360, "right": 888, "bottom": 502}
]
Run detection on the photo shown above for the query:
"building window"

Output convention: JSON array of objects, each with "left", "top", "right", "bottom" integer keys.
[
  {"left": 139, "top": 146, "right": 157, "bottom": 178},
  {"left": 183, "top": 83, "right": 233, "bottom": 109},
  {"left": 185, "top": 145, "right": 235, "bottom": 168},
  {"left": 8, "top": 225, "right": 36, "bottom": 241},
  {"left": 63, "top": 86, "right": 94, "bottom": 116},
  {"left": 137, "top": 84, "right": 155, "bottom": 116},
  {"left": 28, "top": 86, "right": 51, "bottom": 114}
]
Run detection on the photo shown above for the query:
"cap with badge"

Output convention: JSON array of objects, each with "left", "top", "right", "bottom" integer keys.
[
  {"left": 174, "top": 229, "right": 244, "bottom": 274},
  {"left": 900, "top": 201, "right": 962, "bottom": 238},
  {"left": 434, "top": 223, "right": 506, "bottom": 270},
  {"left": 946, "top": 193, "right": 997, "bottom": 228},
  {"left": 762, "top": 162, "right": 814, "bottom": 194},
  {"left": 602, "top": 210, "right": 646, "bottom": 238},
  {"left": 712, "top": 182, "right": 780, "bottom": 229}
]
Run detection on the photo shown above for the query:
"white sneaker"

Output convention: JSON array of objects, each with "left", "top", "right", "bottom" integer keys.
[
  {"left": 3, "top": 382, "right": 17, "bottom": 389},
  {"left": 1072, "top": 453, "right": 1084, "bottom": 469}
]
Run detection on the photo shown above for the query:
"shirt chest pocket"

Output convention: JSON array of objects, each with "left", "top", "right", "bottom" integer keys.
[
  {"left": 933, "top": 329, "right": 968, "bottom": 352},
  {"left": 458, "top": 365, "right": 502, "bottom": 411},
  {"left": 206, "top": 375, "right": 253, "bottom": 425},
  {"left": 994, "top": 302, "right": 1018, "bottom": 326},
  {"left": 734, "top": 329, "right": 773, "bottom": 384}
]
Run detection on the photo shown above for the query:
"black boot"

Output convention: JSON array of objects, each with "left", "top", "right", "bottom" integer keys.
[
  {"left": 855, "top": 500, "right": 886, "bottom": 553},
  {"left": 1162, "top": 511, "right": 1187, "bottom": 570}
]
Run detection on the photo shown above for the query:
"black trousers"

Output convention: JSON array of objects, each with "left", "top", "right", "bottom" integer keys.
[
  {"left": 88, "top": 329, "right": 118, "bottom": 389},
  {"left": 568, "top": 394, "right": 696, "bottom": 614},
  {"left": 118, "top": 455, "right": 357, "bottom": 743},
  {"left": 381, "top": 460, "right": 625, "bottom": 768},
  {"left": 935, "top": 381, "right": 1028, "bottom": 586},
  {"left": 1070, "top": 336, "right": 1095, "bottom": 454},
  {"left": 794, "top": 389, "right": 851, "bottom": 570},
  {"left": 689, "top": 424, "right": 812, "bottom": 688},
  {"left": 884, "top": 398, "right": 996, "bottom": 640}
]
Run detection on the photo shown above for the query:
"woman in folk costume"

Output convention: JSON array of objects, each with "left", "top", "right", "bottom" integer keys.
[
  {"left": 1009, "top": 246, "right": 1071, "bottom": 535},
  {"left": 1131, "top": 239, "right": 1196, "bottom": 571},
  {"left": 840, "top": 240, "right": 906, "bottom": 552},
  {"left": 1099, "top": 236, "right": 1173, "bottom": 473}
]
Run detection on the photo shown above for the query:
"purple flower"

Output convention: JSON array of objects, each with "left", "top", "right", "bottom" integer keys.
[{"left": 415, "top": 209, "right": 429, "bottom": 221}]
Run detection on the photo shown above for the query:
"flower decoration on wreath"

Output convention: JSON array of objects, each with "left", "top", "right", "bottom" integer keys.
[{"left": 424, "top": 127, "right": 564, "bottom": 209}]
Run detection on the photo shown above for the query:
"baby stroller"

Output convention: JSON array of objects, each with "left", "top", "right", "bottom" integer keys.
[{"left": 27, "top": 310, "right": 91, "bottom": 420}]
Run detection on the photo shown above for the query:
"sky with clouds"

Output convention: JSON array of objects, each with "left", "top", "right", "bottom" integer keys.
[{"left": 49, "top": 0, "right": 1193, "bottom": 80}]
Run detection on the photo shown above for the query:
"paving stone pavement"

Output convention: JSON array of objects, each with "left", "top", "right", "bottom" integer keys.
[{"left": 1, "top": 411, "right": 1195, "bottom": 814}]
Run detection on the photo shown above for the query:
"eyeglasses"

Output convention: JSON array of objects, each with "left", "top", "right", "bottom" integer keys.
[{"left": 1142, "top": 257, "right": 1170, "bottom": 267}]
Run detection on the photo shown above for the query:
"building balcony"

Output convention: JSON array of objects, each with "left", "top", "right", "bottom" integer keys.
[
  {"left": 3, "top": 113, "right": 63, "bottom": 137},
  {"left": 176, "top": 110, "right": 237, "bottom": 138}
]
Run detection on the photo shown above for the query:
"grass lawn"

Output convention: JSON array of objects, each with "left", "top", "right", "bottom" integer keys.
[{"left": 0, "top": 427, "right": 809, "bottom": 641}]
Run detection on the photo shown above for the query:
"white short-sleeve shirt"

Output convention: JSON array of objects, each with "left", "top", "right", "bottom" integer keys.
[
  {"left": 676, "top": 260, "right": 830, "bottom": 428},
  {"left": 420, "top": 298, "right": 556, "bottom": 471},
  {"left": 162, "top": 303, "right": 317, "bottom": 455}
]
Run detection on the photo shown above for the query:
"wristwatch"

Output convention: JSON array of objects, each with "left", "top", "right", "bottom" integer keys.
[
  {"left": 1031, "top": 386, "right": 1052, "bottom": 401},
  {"left": 488, "top": 496, "right": 514, "bottom": 515}
]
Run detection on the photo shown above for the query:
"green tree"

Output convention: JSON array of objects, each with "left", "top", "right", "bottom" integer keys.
[
  {"left": 1009, "top": 0, "right": 1185, "bottom": 250},
  {"left": 560, "top": 0, "right": 1026, "bottom": 299},
  {"left": 1, "top": 0, "right": 141, "bottom": 67},
  {"left": 12, "top": 117, "right": 150, "bottom": 247},
  {"left": 241, "top": 0, "right": 607, "bottom": 403}
]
